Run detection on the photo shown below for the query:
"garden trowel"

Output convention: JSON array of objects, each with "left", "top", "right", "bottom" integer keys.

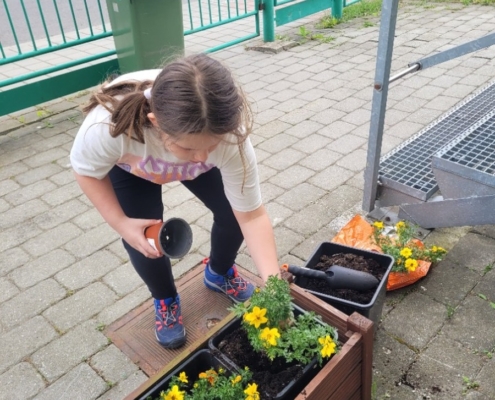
[{"left": 281, "top": 264, "right": 379, "bottom": 292}]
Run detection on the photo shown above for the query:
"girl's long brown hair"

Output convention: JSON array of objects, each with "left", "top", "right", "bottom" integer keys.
[{"left": 83, "top": 54, "right": 253, "bottom": 147}]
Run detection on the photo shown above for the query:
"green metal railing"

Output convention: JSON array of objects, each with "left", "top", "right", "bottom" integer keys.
[
  {"left": 183, "top": 0, "right": 260, "bottom": 53},
  {"left": 0, "top": 0, "right": 118, "bottom": 116},
  {"left": 1, "top": 0, "right": 362, "bottom": 116}
]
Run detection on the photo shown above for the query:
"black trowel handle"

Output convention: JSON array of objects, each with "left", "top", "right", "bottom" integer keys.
[{"left": 281, "top": 264, "right": 328, "bottom": 280}]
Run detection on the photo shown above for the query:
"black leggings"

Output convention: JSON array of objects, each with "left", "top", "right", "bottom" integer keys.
[{"left": 109, "top": 166, "right": 244, "bottom": 299}]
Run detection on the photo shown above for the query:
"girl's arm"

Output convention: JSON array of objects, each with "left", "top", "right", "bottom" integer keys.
[
  {"left": 74, "top": 172, "right": 162, "bottom": 258},
  {"left": 233, "top": 205, "right": 281, "bottom": 282}
]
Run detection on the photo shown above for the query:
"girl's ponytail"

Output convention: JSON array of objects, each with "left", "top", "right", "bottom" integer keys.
[{"left": 82, "top": 79, "right": 153, "bottom": 144}]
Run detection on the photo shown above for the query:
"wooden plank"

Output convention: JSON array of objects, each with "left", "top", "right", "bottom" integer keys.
[
  {"left": 348, "top": 313, "right": 374, "bottom": 400},
  {"left": 328, "top": 363, "right": 362, "bottom": 400}
]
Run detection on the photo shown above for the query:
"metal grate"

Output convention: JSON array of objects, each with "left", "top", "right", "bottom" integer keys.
[
  {"left": 437, "top": 111, "right": 495, "bottom": 174},
  {"left": 379, "top": 80, "right": 495, "bottom": 200}
]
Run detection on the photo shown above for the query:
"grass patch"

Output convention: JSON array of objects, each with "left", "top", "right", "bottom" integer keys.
[
  {"left": 317, "top": 0, "right": 382, "bottom": 29},
  {"left": 423, "top": 0, "right": 495, "bottom": 4}
]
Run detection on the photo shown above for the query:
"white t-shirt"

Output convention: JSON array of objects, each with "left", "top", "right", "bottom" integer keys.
[{"left": 70, "top": 70, "right": 262, "bottom": 212}]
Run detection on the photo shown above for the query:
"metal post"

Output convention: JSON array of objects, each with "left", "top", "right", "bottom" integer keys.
[
  {"left": 333, "top": 0, "right": 343, "bottom": 19},
  {"left": 262, "top": 0, "right": 275, "bottom": 42},
  {"left": 362, "top": 0, "right": 400, "bottom": 213}
]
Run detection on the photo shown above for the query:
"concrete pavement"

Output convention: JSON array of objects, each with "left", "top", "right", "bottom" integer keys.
[{"left": 1, "top": 1, "right": 495, "bottom": 399}]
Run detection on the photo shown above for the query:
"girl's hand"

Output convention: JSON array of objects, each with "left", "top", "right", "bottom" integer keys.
[{"left": 117, "top": 217, "right": 163, "bottom": 258}]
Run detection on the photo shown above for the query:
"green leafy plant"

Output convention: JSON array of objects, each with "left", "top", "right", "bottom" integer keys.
[
  {"left": 317, "top": 0, "right": 382, "bottom": 29},
  {"left": 462, "top": 375, "right": 480, "bottom": 393},
  {"left": 371, "top": 220, "right": 447, "bottom": 273},
  {"left": 156, "top": 366, "right": 258, "bottom": 400},
  {"left": 297, "top": 26, "right": 334, "bottom": 43},
  {"left": 231, "top": 276, "right": 339, "bottom": 366}
]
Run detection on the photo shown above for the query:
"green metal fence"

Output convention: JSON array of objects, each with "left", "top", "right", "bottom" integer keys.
[
  {"left": 1, "top": 0, "right": 359, "bottom": 117},
  {"left": 0, "top": 0, "right": 119, "bottom": 116}
]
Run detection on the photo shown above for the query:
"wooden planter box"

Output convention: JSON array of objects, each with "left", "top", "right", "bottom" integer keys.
[{"left": 126, "top": 284, "right": 373, "bottom": 400}]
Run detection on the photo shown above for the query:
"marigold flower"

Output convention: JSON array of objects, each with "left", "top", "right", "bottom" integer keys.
[
  {"left": 199, "top": 369, "right": 217, "bottom": 385},
  {"left": 244, "top": 306, "right": 268, "bottom": 328},
  {"left": 400, "top": 247, "right": 412, "bottom": 258},
  {"left": 373, "top": 221, "right": 384, "bottom": 230},
  {"left": 405, "top": 258, "right": 418, "bottom": 272},
  {"left": 259, "top": 327, "right": 280, "bottom": 347},
  {"left": 178, "top": 371, "right": 188, "bottom": 384},
  {"left": 396, "top": 221, "right": 405, "bottom": 230},
  {"left": 231, "top": 375, "right": 242, "bottom": 385},
  {"left": 244, "top": 383, "right": 260, "bottom": 400},
  {"left": 318, "top": 335, "right": 337, "bottom": 358},
  {"left": 163, "top": 385, "right": 185, "bottom": 400}
]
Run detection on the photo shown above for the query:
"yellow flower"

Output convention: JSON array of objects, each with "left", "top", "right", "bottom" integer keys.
[
  {"left": 178, "top": 371, "right": 188, "bottom": 384},
  {"left": 244, "top": 383, "right": 260, "bottom": 400},
  {"left": 318, "top": 335, "right": 337, "bottom": 358},
  {"left": 231, "top": 375, "right": 242, "bottom": 385},
  {"left": 396, "top": 221, "right": 405, "bottom": 230},
  {"left": 400, "top": 247, "right": 412, "bottom": 258},
  {"left": 259, "top": 327, "right": 280, "bottom": 347},
  {"left": 244, "top": 306, "right": 268, "bottom": 328},
  {"left": 373, "top": 221, "right": 384, "bottom": 230},
  {"left": 255, "top": 287, "right": 261, "bottom": 293},
  {"left": 164, "top": 385, "right": 185, "bottom": 400},
  {"left": 405, "top": 258, "right": 418, "bottom": 272}
]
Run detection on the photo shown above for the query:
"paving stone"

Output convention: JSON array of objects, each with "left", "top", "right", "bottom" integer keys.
[
  {"left": 0, "top": 278, "right": 19, "bottom": 303},
  {"left": 255, "top": 120, "right": 293, "bottom": 139},
  {"left": 257, "top": 133, "right": 299, "bottom": 154},
  {"left": 40, "top": 181, "right": 83, "bottom": 206},
  {"left": 268, "top": 164, "right": 314, "bottom": 189},
  {"left": 33, "top": 363, "right": 107, "bottom": 400},
  {"left": 442, "top": 293, "right": 495, "bottom": 353},
  {"left": 103, "top": 262, "right": 145, "bottom": 297},
  {"left": 0, "top": 279, "right": 66, "bottom": 329},
  {"left": 386, "top": 120, "right": 424, "bottom": 140},
  {"left": 260, "top": 182, "right": 286, "bottom": 203},
  {"left": 476, "top": 359, "right": 495, "bottom": 397},
  {"left": 444, "top": 232, "right": 495, "bottom": 274},
  {"left": 96, "top": 370, "right": 148, "bottom": 400},
  {"left": 299, "top": 148, "right": 341, "bottom": 172},
  {"left": 421, "top": 257, "right": 480, "bottom": 307},
  {"left": 275, "top": 182, "right": 326, "bottom": 212},
  {"left": 90, "top": 344, "right": 139, "bottom": 384},
  {"left": 33, "top": 198, "right": 88, "bottom": 230},
  {"left": 4, "top": 180, "right": 57, "bottom": 206},
  {"left": 0, "top": 247, "right": 31, "bottom": 276},
  {"left": 31, "top": 319, "right": 109, "bottom": 382},
  {"left": 0, "top": 362, "right": 45, "bottom": 400},
  {"left": 381, "top": 291, "right": 447, "bottom": 350},
  {"left": 56, "top": 250, "right": 123, "bottom": 291},
  {"left": 14, "top": 164, "right": 63, "bottom": 186},
  {"left": 285, "top": 120, "right": 324, "bottom": 139},
  {"left": 336, "top": 148, "right": 367, "bottom": 172},
  {"left": 0, "top": 316, "right": 57, "bottom": 373},
  {"left": 72, "top": 208, "right": 106, "bottom": 231},
  {"left": 283, "top": 186, "right": 361, "bottom": 236},
  {"left": 22, "top": 222, "right": 82, "bottom": 257},
  {"left": 309, "top": 165, "right": 355, "bottom": 191},
  {"left": 0, "top": 199, "right": 50, "bottom": 230},
  {"left": 23, "top": 147, "right": 69, "bottom": 169},
  {"left": 310, "top": 108, "right": 346, "bottom": 125},
  {"left": 43, "top": 282, "right": 118, "bottom": 331},
  {"left": 261, "top": 148, "right": 306, "bottom": 171},
  {"left": 372, "top": 327, "right": 417, "bottom": 398},
  {"left": 10, "top": 249, "right": 75, "bottom": 289},
  {"left": 291, "top": 133, "right": 331, "bottom": 154},
  {"left": 96, "top": 286, "right": 150, "bottom": 326},
  {"left": 278, "top": 108, "right": 315, "bottom": 125},
  {"left": 64, "top": 223, "right": 120, "bottom": 259},
  {"left": 273, "top": 225, "right": 305, "bottom": 259},
  {"left": 0, "top": 178, "right": 20, "bottom": 197}
]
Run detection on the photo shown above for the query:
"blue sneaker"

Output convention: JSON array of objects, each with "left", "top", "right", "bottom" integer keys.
[
  {"left": 203, "top": 259, "right": 254, "bottom": 303},
  {"left": 154, "top": 296, "right": 186, "bottom": 349}
]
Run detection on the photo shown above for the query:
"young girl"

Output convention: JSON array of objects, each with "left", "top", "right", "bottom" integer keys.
[{"left": 70, "top": 53, "right": 280, "bottom": 349}]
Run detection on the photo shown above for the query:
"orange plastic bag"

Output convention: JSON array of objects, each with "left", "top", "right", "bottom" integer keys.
[{"left": 331, "top": 215, "right": 431, "bottom": 291}]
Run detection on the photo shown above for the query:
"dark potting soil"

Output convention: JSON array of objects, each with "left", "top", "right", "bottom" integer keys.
[
  {"left": 303, "top": 253, "right": 386, "bottom": 304},
  {"left": 215, "top": 326, "right": 305, "bottom": 400}
]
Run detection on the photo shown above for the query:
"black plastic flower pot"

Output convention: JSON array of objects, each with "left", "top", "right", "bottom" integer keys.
[
  {"left": 294, "top": 242, "right": 394, "bottom": 329},
  {"left": 136, "top": 349, "right": 230, "bottom": 400},
  {"left": 208, "top": 305, "right": 323, "bottom": 400}
]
